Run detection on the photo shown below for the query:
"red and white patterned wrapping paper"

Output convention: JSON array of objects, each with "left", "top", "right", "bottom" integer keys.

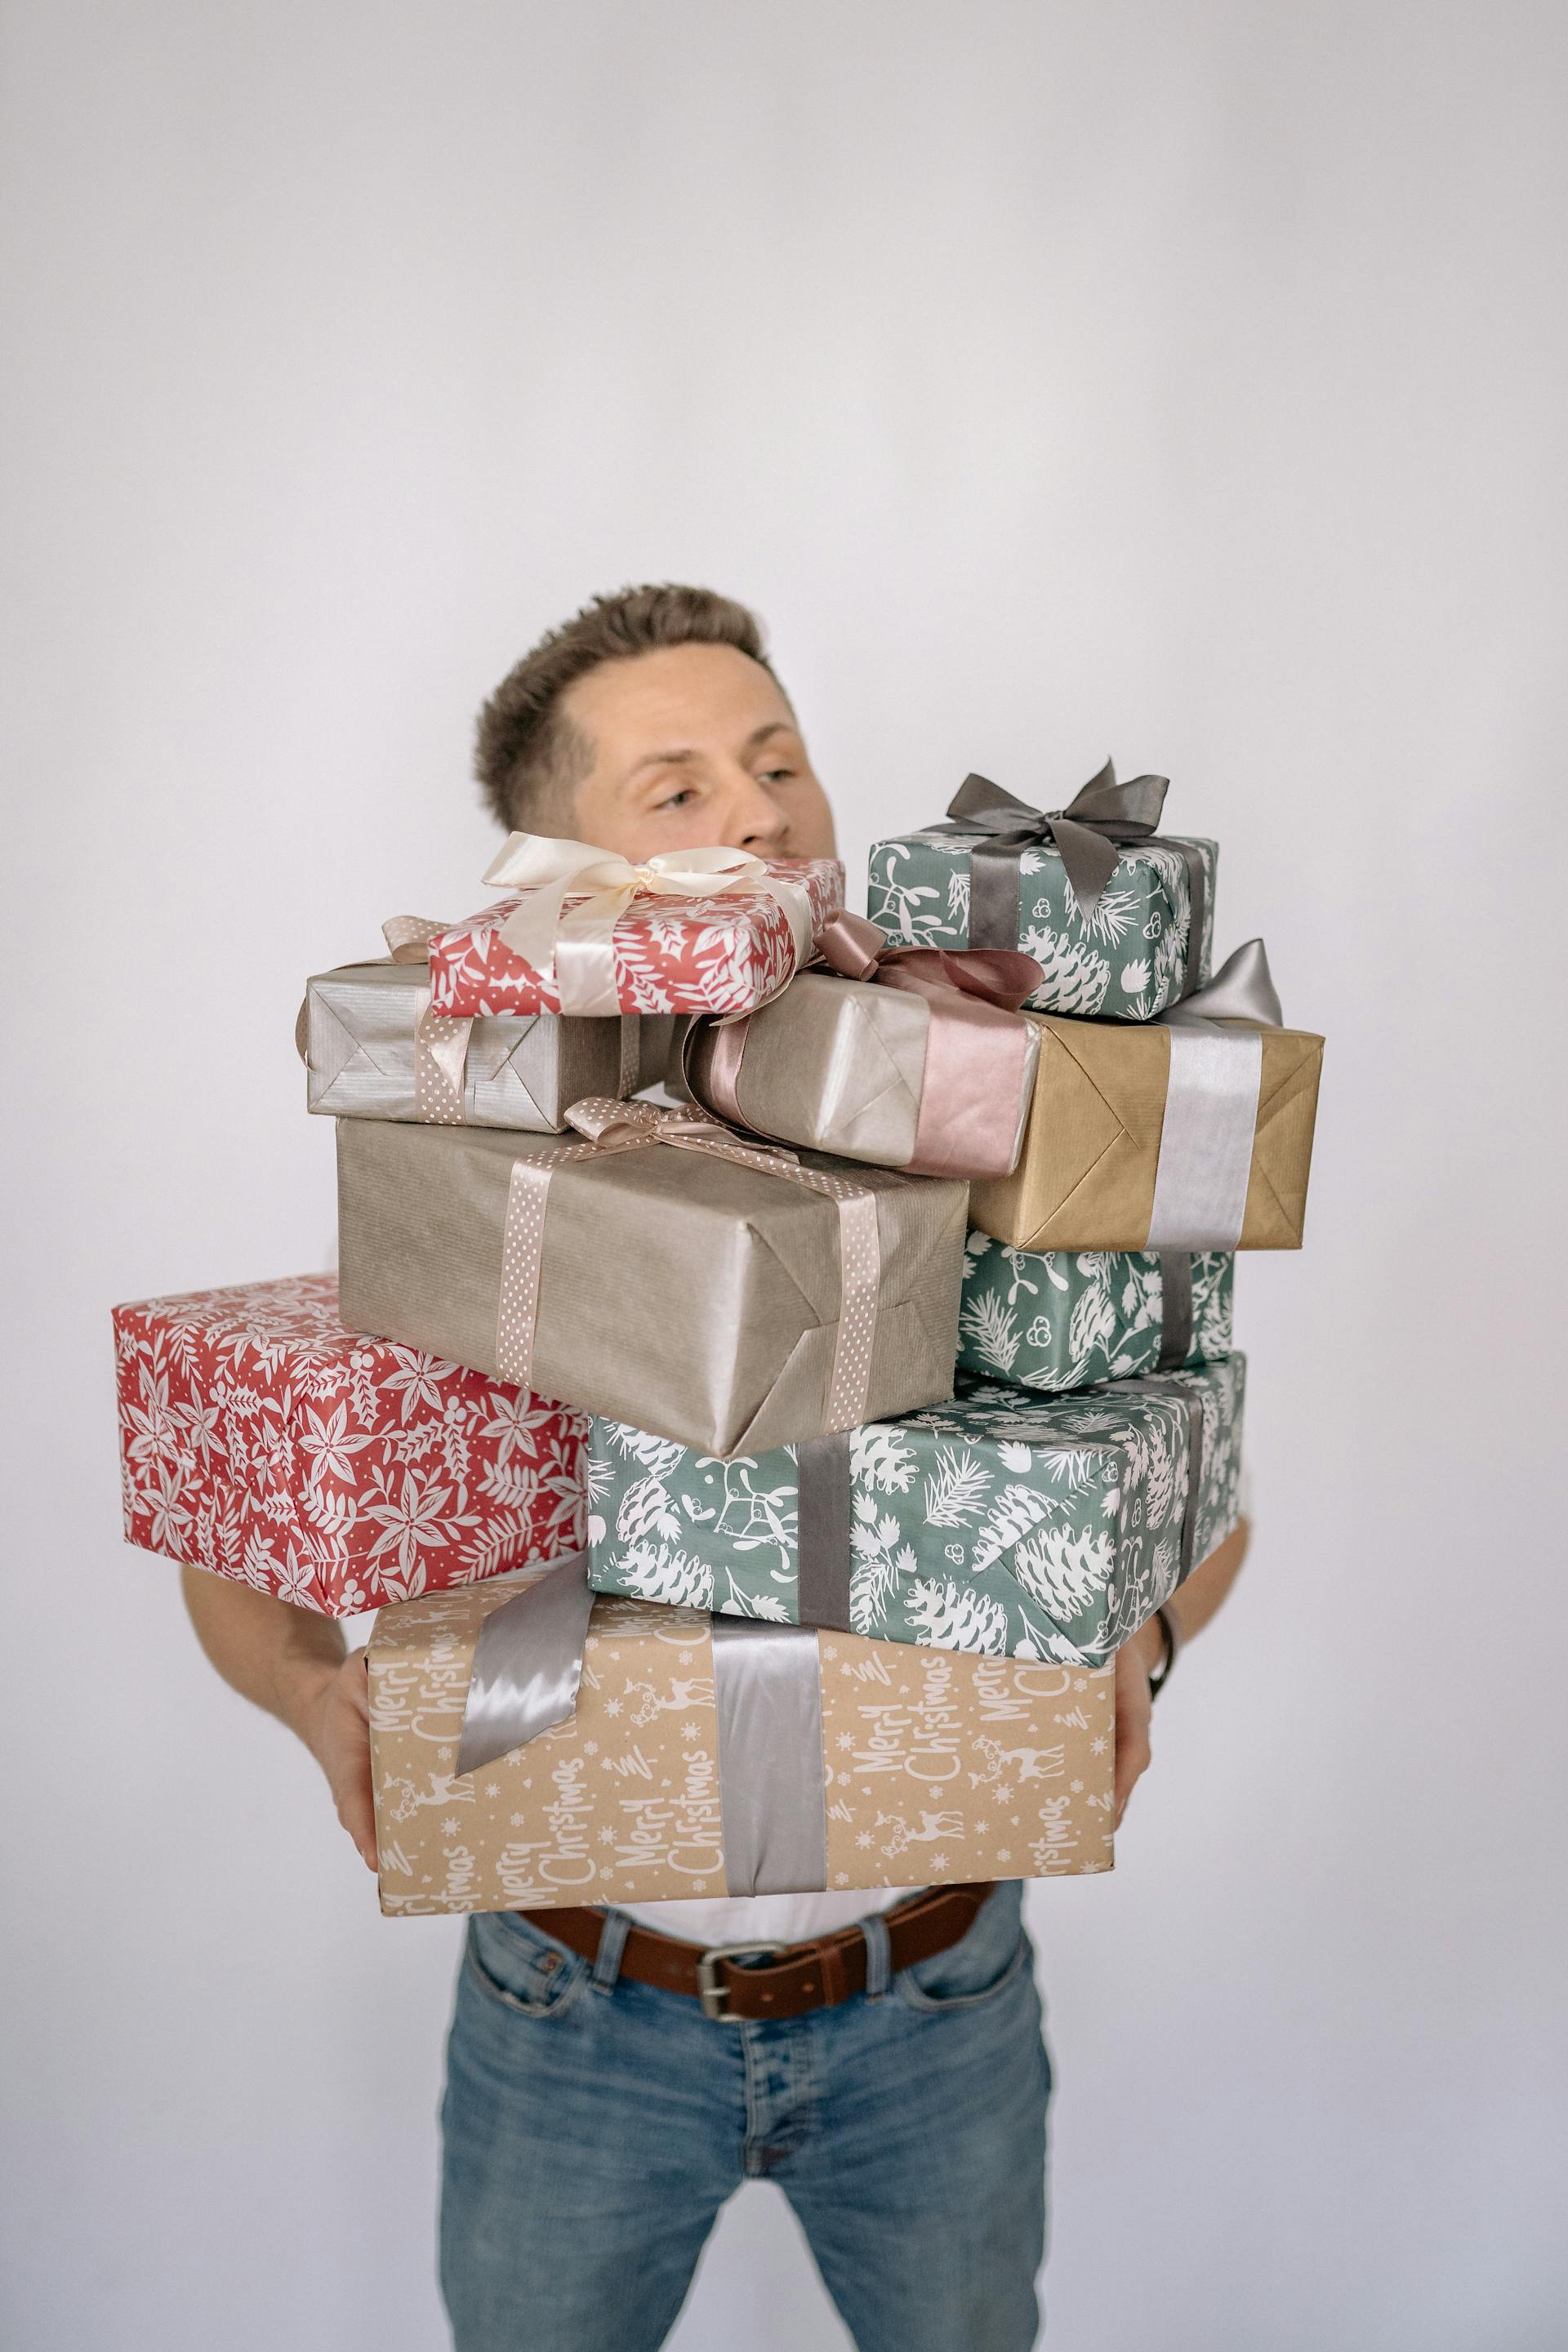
[
  {"left": 114, "top": 1273, "right": 587, "bottom": 1616},
  {"left": 423, "top": 858, "right": 845, "bottom": 1018}
]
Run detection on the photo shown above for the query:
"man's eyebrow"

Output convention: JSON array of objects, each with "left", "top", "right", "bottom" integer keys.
[
  {"left": 742, "top": 722, "right": 795, "bottom": 755},
  {"left": 626, "top": 747, "right": 699, "bottom": 778}
]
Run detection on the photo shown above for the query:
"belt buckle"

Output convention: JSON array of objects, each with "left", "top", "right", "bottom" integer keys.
[{"left": 697, "top": 1940, "right": 785, "bottom": 2022}]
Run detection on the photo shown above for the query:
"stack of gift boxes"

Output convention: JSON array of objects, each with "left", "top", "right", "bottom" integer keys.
[{"left": 114, "top": 771, "right": 1321, "bottom": 1917}]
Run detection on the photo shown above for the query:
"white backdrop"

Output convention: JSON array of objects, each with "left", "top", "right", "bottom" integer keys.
[{"left": 3, "top": 4, "right": 1566, "bottom": 2346}]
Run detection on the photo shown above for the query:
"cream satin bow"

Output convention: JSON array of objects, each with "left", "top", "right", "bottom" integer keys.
[{"left": 479, "top": 832, "right": 813, "bottom": 1015}]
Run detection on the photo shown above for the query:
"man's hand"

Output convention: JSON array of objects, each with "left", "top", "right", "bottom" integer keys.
[
  {"left": 299, "top": 1650, "right": 378, "bottom": 1870},
  {"left": 1114, "top": 1618, "right": 1163, "bottom": 1828},
  {"left": 180, "top": 1566, "right": 378, "bottom": 1872}
]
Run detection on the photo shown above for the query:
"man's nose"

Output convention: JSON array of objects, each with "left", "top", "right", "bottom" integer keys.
[{"left": 728, "top": 766, "right": 790, "bottom": 850}]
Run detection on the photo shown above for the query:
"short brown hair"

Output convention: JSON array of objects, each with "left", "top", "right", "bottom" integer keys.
[{"left": 474, "top": 582, "right": 779, "bottom": 832}]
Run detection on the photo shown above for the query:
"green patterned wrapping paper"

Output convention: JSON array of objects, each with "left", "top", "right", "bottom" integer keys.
[
  {"left": 587, "top": 1356, "right": 1245, "bottom": 1668},
  {"left": 958, "top": 1236, "right": 1234, "bottom": 1392},
  {"left": 866, "top": 830, "right": 1217, "bottom": 1020}
]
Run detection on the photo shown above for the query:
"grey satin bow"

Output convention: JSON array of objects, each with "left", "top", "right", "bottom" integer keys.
[{"left": 944, "top": 760, "right": 1172, "bottom": 922}]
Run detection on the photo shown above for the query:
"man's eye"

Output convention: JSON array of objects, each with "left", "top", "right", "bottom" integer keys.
[
  {"left": 758, "top": 768, "right": 796, "bottom": 786},
  {"left": 657, "top": 786, "right": 697, "bottom": 810}
]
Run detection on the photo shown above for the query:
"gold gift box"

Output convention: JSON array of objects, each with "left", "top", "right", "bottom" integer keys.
[
  {"left": 368, "top": 1570, "right": 1116, "bottom": 1917},
  {"left": 968, "top": 1013, "right": 1323, "bottom": 1251}
]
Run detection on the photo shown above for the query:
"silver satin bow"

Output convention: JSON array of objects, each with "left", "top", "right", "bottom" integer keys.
[{"left": 1147, "top": 938, "right": 1285, "bottom": 1250}]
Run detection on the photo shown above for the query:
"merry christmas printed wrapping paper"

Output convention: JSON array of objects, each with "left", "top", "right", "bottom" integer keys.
[
  {"left": 587, "top": 1356, "right": 1245, "bottom": 1668},
  {"left": 958, "top": 1237, "right": 1234, "bottom": 1392},
  {"left": 368, "top": 1570, "right": 1115, "bottom": 1915},
  {"left": 422, "top": 857, "right": 844, "bottom": 1019},
  {"left": 302, "top": 960, "right": 675, "bottom": 1130},
  {"left": 114, "top": 1274, "right": 587, "bottom": 1616},
  {"left": 866, "top": 831, "right": 1216, "bottom": 1022}
]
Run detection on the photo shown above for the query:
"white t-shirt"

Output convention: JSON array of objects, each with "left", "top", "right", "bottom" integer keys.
[{"left": 618, "top": 1886, "right": 919, "bottom": 1948}]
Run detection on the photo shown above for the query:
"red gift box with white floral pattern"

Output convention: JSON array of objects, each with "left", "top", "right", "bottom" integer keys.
[
  {"left": 113, "top": 1273, "right": 587, "bottom": 1616},
  {"left": 422, "top": 858, "right": 845, "bottom": 1018}
]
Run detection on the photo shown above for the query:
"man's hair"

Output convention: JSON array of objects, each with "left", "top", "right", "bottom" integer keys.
[{"left": 474, "top": 582, "right": 779, "bottom": 832}]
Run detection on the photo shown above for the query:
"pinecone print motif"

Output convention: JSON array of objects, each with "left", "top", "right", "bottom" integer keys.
[
  {"left": 586, "top": 1356, "right": 1245, "bottom": 1671},
  {"left": 1019, "top": 929, "right": 1111, "bottom": 1015}
]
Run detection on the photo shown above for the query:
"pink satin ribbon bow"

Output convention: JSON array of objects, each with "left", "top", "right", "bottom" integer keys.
[{"left": 813, "top": 909, "right": 1041, "bottom": 1013}]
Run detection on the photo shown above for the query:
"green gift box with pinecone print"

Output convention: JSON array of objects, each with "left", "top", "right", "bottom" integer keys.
[
  {"left": 586, "top": 1356, "right": 1245, "bottom": 1668},
  {"left": 866, "top": 827, "right": 1217, "bottom": 1021},
  {"left": 958, "top": 1236, "right": 1234, "bottom": 1392}
]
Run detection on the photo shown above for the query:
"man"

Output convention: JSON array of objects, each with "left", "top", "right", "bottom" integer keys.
[{"left": 184, "top": 582, "right": 1249, "bottom": 2352}]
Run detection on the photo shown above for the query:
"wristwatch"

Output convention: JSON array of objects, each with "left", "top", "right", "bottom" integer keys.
[{"left": 1147, "top": 1605, "right": 1181, "bottom": 1701}]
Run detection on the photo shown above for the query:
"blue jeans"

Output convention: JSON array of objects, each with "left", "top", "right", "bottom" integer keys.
[{"left": 440, "top": 1883, "right": 1049, "bottom": 2352}]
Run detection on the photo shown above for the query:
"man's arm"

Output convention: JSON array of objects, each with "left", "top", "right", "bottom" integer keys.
[
  {"left": 1114, "top": 1515, "right": 1250, "bottom": 1825},
  {"left": 180, "top": 1566, "right": 379, "bottom": 1867}
]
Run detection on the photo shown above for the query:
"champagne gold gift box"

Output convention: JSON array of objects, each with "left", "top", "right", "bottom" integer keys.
[{"left": 968, "top": 1011, "right": 1323, "bottom": 1252}]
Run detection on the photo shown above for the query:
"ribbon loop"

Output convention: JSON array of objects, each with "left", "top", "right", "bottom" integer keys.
[
  {"left": 1169, "top": 937, "right": 1282, "bottom": 1029},
  {"left": 814, "top": 909, "right": 1042, "bottom": 1013}
]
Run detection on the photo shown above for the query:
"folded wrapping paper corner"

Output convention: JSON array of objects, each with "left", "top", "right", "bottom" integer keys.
[
  {"left": 367, "top": 1564, "right": 1116, "bottom": 1914},
  {"left": 113, "top": 1272, "right": 587, "bottom": 1616},
  {"left": 684, "top": 912, "right": 1044, "bottom": 1180},
  {"left": 868, "top": 765, "right": 1216, "bottom": 1023},
  {"left": 419, "top": 845, "right": 844, "bottom": 1020},
  {"left": 336, "top": 1101, "right": 967, "bottom": 1459},
  {"left": 969, "top": 940, "right": 1322, "bottom": 1253},
  {"left": 587, "top": 1353, "right": 1244, "bottom": 1668},
  {"left": 301, "top": 959, "right": 670, "bottom": 1131}
]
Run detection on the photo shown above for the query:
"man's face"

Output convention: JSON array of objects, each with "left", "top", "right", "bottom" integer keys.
[{"left": 560, "top": 644, "right": 837, "bottom": 863}]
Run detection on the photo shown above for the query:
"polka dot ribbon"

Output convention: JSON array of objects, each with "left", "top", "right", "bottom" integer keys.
[{"left": 495, "top": 1097, "right": 881, "bottom": 1432}]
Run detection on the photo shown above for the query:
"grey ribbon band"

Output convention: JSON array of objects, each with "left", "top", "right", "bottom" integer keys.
[
  {"left": 1146, "top": 938, "right": 1284, "bottom": 1250},
  {"left": 1138, "top": 1379, "right": 1207, "bottom": 1580},
  {"left": 454, "top": 1551, "right": 596, "bottom": 1776},
  {"left": 712, "top": 1619, "right": 830, "bottom": 1897},
  {"left": 1156, "top": 1254, "right": 1193, "bottom": 1372},
  {"left": 795, "top": 1432, "right": 855, "bottom": 1633}
]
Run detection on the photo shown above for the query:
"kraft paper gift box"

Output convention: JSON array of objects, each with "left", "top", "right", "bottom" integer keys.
[
  {"left": 301, "top": 958, "right": 673, "bottom": 1131},
  {"left": 957, "top": 1236, "right": 1234, "bottom": 1392},
  {"left": 422, "top": 839, "right": 844, "bottom": 1019},
  {"left": 867, "top": 766, "right": 1216, "bottom": 1022},
  {"left": 968, "top": 941, "right": 1323, "bottom": 1254},
  {"left": 368, "top": 1554, "right": 1116, "bottom": 1915},
  {"left": 586, "top": 1355, "right": 1245, "bottom": 1669},
  {"left": 680, "top": 911, "right": 1043, "bottom": 1181},
  {"left": 113, "top": 1273, "right": 587, "bottom": 1615},
  {"left": 336, "top": 1100, "right": 968, "bottom": 1460}
]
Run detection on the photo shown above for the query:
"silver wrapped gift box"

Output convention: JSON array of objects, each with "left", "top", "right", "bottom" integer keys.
[
  {"left": 336, "top": 1102, "right": 968, "bottom": 1460},
  {"left": 302, "top": 960, "right": 672, "bottom": 1130}
]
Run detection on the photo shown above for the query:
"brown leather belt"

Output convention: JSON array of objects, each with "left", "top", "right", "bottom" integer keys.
[{"left": 521, "top": 1884, "right": 993, "bottom": 2022}]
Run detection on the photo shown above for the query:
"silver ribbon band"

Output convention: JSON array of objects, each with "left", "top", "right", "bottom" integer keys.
[
  {"left": 454, "top": 1552, "right": 597, "bottom": 1777},
  {"left": 449, "top": 1558, "right": 830, "bottom": 1896},
  {"left": 1145, "top": 938, "right": 1285, "bottom": 1252},
  {"left": 712, "top": 1619, "right": 829, "bottom": 1897},
  {"left": 1146, "top": 1021, "right": 1263, "bottom": 1249}
]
